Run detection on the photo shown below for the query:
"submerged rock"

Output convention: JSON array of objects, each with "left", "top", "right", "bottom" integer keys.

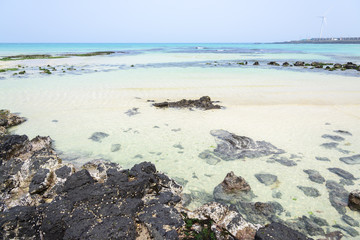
[
  {"left": 209, "top": 129, "right": 284, "bottom": 161},
  {"left": 297, "top": 186, "right": 321, "bottom": 197},
  {"left": 332, "top": 224, "right": 359, "bottom": 237},
  {"left": 110, "top": 143, "right": 121, "bottom": 152},
  {"left": 88, "top": 132, "right": 109, "bottom": 142},
  {"left": 236, "top": 201, "right": 284, "bottom": 225},
  {"left": 339, "top": 154, "right": 360, "bottom": 165},
  {"left": 124, "top": 107, "right": 140, "bottom": 116},
  {"left": 255, "top": 173, "right": 278, "bottom": 186},
  {"left": 198, "top": 150, "right": 221, "bottom": 165},
  {"left": 334, "top": 130, "right": 352, "bottom": 136},
  {"left": 320, "top": 142, "right": 339, "bottom": 149},
  {"left": 315, "top": 156, "right": 330, "bottom": 162},
  {"left": 326, "top": 180, "right": 349, "bottom": 214},
  {"left": 271, "top": 156, "right": 297, "bottom": 167},
  {"left": 328, "top": 168, "right": 356, "bottom": 180},
  {"left": 214, "top": 172, "right": 256, "bottom": 203},
  {"left": 153, "top": 96, "right": 222, "bottom": 110},
  {"left": 321, "top": 134, "right": 345, "bottom": 142},
  {"left": 255, "top": 222, "right": 313, "bottom": 240},
  {"left": 342, "top": 215, "right": 359, "bottom": 227},
  {"left": 348, "top": 189, "right": 360, "bottom": 211}
]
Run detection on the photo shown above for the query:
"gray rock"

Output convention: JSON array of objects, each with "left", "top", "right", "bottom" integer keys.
[
  {"left": 340, "top": 179, "right": 354, "bottom": 186},
  {"left": 334, "top": 130, "right": 352, "bottom": 136},
  {"left": 309, "top": 215, "right": 328, "bottom": 226},
  {"left": 326, "top": 180, "right": 349, "bottom": 214},
  {"left": 133, "top": 154, "right": 143, "bottom": 159},
  {"left": 236, "top": 201, "right": 283, "bottom": 225},
  {"left": 88, "top": 132, "right": 109, "bottom": 142},
  {"left": 340, "top": 155, "right": 360, "bottom": 165},
  {"left": 321, "top": 134, "right": 345, "bottom": 142},
  {"left": 332, "top": 224, "right": 359, "bottom": 237},
  {"left": 124, "top": 107, "right": 140, "bottom": 116},
  {"left": 153, "top": 96, "right": 222, "bottom": 110},
  {"left": 173, "top": 144, "right": 184, "bottom": 150},
  {"left": 110, "top": 144, "right": 121, "bottom": 152},
  {"left": 272, "top": 156, "right": 297, "bottom": 167},
  {"left": 342, "top": 215, "right": 359, "bottom": 227},
  {"left": 198, "top": 150, "right": 221, "bottom": 165},
  {"left": 171, "top": 128, "right": 181, "bottom": 132},
  {"left": 320, "top": 142, "right": 339, "bottom": 149},
  {"left": 272, "top": 190, "right": 282, "bottom": 199},
  {"left": 315, "top": 156, "right": 330, "bottom": 162},
  {"left": 29, "top": 168, "right": 50, "bottom": 195},
  {"left": 303, "top": 169, "right": 325, "bottom": 184},
  {"left": 299, "top": 216, "right": 325, "bottom": 236},
  {"left": 172, "top": 177, "right": 188, "bottom": 187},
  {"left": 255, "top": 173, "right": 278, "bottom": 186},
  {"left": 328, "top": 168, "right": 356, "bottom": 180},
  {"left": 297, "top": 186, "right": 321, "bottom": 197},
  {"left": 209, "top": 130, "right": 285, "bottom": 161}
]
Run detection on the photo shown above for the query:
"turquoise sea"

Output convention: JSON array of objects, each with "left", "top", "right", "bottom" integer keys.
[{"left": 1, "top": 42, "right": 360, "bottom": 238}]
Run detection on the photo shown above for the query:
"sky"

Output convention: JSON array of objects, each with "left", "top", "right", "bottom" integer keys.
[{"left": 0, "top": 0, "right": 359, "bottom": 43}]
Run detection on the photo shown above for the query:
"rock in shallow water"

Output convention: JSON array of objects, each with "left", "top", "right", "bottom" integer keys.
[
  {"left": 210, "top": 129, "right": 285, "bottom": 161},
  {"left": 321, "top": 134, "right": 345, "bottom": 142},
  {"left": 328, "top": 168, "right": 356, "bottom": 180},
  {"left": 255, "top": 222, "right": 313, "bottom": 240},
  {"left": 88, "top": 132, "right": 109, "bottom": 142},
  {"left": 303, "top": 169, "right": 325, "bottom": 184},
  {"left": 255, "top": 173, "right": 278, "bottom": 186},
  {"left": 326, "top": 180, "right": 349, "bottom": 215},
  {"left": 339, "top": 154, "right": 360, "bottom": 165},
  {"left": 342, "top": 215, "right": 359, "bottom": 227},
  {"left": 348, "top": 189, "right": 360, "bottom": 211},
  {"left": 110, "top": 143, "right": 121, "bottom": 152},
  {"left": 297, "top": 186, "right": 321, "bottom": 197},
  {"left": 153, "top": 96, "right": 222, "bottom": 110}
]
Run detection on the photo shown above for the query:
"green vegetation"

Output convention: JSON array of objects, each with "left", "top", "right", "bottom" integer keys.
[
  {"left": 0, "top": 55, "right": 67, "bottom": 61},
  {"left": 182, "top": 213, "right": 221, "bottom": 240},
  {"left": 18, "top": 70, "right": 26, "bottom": 75},
  {"left": 0, "top": 68, "right": 18, "bottom": 72},
  {"left": 62, "top": 51, "right": 115, "bottom": 57}
]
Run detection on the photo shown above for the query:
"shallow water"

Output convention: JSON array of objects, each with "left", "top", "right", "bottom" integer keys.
[{"left": 1, "top": 45, "right": 360, "bottom": 238}]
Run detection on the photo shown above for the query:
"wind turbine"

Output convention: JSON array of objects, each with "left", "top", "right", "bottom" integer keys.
[{"left": 318, "top": 16, "right": 327, "bottom": 39}]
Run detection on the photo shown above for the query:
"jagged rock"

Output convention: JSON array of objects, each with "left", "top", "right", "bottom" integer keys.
[
  {"left": 255, "top": 222, "right": 313, "bottom": 240},
  {"left": 334, "top": 130, "right": 352, "bottom": 136},
  {"left": 321, "top": 134, "right": 345, "bottom": 142},
  {"left": 209, "top": 130, "right": 284, "bottom": 161},
  {"left": 214, "top": 172, "right": 256, "bottom": 203},
  {"left": 153, "top": 96, "right": 222, "bottom": 110},
  {"left": 342, "top": 215, "right": 359, "bottom": 227},
  {"left": 348, "top": 189, "right": 360, "bottom": 211},
  {"left": 339, "top": 154, "right": 360, "bottom": 165},
  {"left": 315, "top": 156, "right": 330, "bottom": 161},
  {"left": 186, "top": 202, "right": 261, "bottom": 240},
  {"left": 328, "top": 168, "right": 356, "bottom": 180},
  {"left": 332, "top": 224, "right": 359, "bottom": 237},
  {"left": 255, "top": 173, "right": 278, "bottom": 186},
  {"left": 88, "top": 132, "right": 109, "bottom": 142},
  {"left": 294, "top": 61, "right": 305, "bottom": 66},
  {"left": 198, "top": 150, "right": 221, "bottom": 165},
  {"left": 0, "top": 110, "right": 26, "bottom": 129},
  {"left": 297, "top": 186, "right": 321, "bottom": 197},
  {"left": 125, "top": 107, "right": 140, "bottom": 116},
  {"left": 326, "top": 180, "right": 349, "bottom": 214},
  {"left": 235, "top": 201, "right": 283, "bottom": 225},
  {"left": 110, "top": 144, "right": 121, "bottom": 152}
]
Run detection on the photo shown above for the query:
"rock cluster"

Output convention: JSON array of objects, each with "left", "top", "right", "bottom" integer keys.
[{"left": 153, "top": 96, "right": 222, "bottom": 110}]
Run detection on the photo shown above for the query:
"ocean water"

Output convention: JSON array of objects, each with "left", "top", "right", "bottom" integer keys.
[{"left": 1, "top": 43, "right": 360, "bottom": 238}]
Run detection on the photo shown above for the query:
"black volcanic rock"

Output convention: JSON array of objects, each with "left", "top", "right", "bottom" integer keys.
[
  {"left": 153, "top": 96, "right": 222, "bottom": 110},
  {"left": 255, "top": 222, "right": 313, "bottom": 240}
]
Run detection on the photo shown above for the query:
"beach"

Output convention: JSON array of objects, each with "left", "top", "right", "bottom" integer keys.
[{"left": 1, "top": 43, "right": 360, "bottom": 238}]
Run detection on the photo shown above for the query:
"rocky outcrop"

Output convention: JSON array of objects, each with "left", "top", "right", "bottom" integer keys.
[
  {"left": 348, "top": 190, "right": 360, "bottom": 211},
  {"left": 153, "top": 96, "right": 222, "bottom": 110},
  {"left": 209, "top": 130, "right": 285, "bottom": 161},
  {"left": 294, "top": 61, "right": 305, "bottom": 66},
  {"left": 343, "top": 62, "right": 358, "bottom": 70},
  {"left": 267, "top": 62, "right": 279, "bottom": 66},
  {"left": 0, "top": 110, "right": 26, "bottom": 136}
]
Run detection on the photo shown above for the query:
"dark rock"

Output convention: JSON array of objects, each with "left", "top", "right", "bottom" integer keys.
[
  {"left": 299, "top": 216, "right": 325, "bottom": 236},
  {"left": 110, "top": 144, "right": 121, "bottom": 152},
  {"left": 88, "top": 132, "right": 109, "bottom": 142},
  {"left": 255, "top": 173, "right": 278, "bottom": 186},
  {"left": 339, "top": 154, "right": 360, "bottom": 165},
  {"left": 334, "top": 130, "right": 352, "bottom": 136},
  {"left": 315, "top": 156, "right": 330, "bottom": 161},
  {"left": 236, "top": 201, "right": 283, "bottom": 225},
  {"left": 255, "top": 222, "right": 313, "bottom": 240},
  {"left": 294, "top": 61, "right": 305, "bottom": 66},
  {"left": 343, "top": 62, "right": 358, "bottom": 70},
  {"left": 55, "top": 165, "right": 73, "bottom": 179},
  {"left": 221, "top": 171, "right": 250, "bottom": 192},
  {"left": 332, "top": 224, "right": 359, "bottom": 237},
  {"left": 198, "top": 150, "right": 221, "bottom": 165},
  {"left": 297, "top": 186, "right": 321, "bottom": 197},
  {"left": 334, "top": 63, "right": 342, "bottom": 68},
  {"left": 303, "top": 170, "right": 325, "bottom": 184},
  {"left": 348, "top": 189, "right": 360, "bottom": 211},
  {"left": 29, "top": 168, "right": 50, "bottom": 195},
  {"left": 153, "top": 96, "right": 222, "bottom": 110},
  {"left": 309, "top": 215, "right": 328, "bottom": 226},
  {"left": 340, "top": 179, "right": 354, "bottom": 186},
  {"left": 282, "top": 62, "right": 290, "bottom": 66},
  {"left": 328, "top": 168, "right": 356, "bottom": 180},
  {"left": 326, "top": 180, "right": 349, "bottom": 214},
  {"left": 173, "top": 144, "right": 184, "bottom": 150},
  {"left": 253, "top": 61, "right": 259, "bottom": 65},
  {"left": 272, "top": 156, "right": 297, "bottom": 166},
  {"left": 0, "top": 134, "right": 29, "bottom": 160},
  {"left": 210, "top": 130, "right": 284, "bottom": 161},
  {"left": 51, "top": 120, "right": 58, "bottom": 123},
  {"left": 267, "top": 61, "right": 279, "bottom": 66},
  {"left": 342, "top": 215, "right": 359, "bottom": 227},
  {"left": 322, "top": 134, "right": 345, "bottom": 142},
  {"left": 320, "top": 142, "right": 338, "bottom": 149},
  {"left": 125, "top": 107, "right": 140, "bottom": 116},
  {"left": 0, "top": 110, "right": 26, "bottom": 129}
]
